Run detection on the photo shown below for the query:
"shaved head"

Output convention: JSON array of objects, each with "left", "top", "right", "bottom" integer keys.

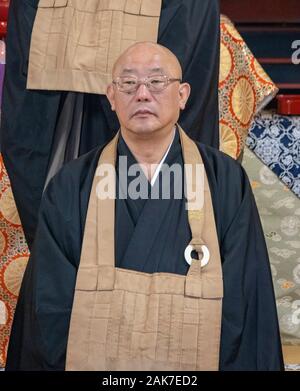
[
  {"left": 112, "top": 42, "right": 183, "bottom": 79},
  {"left": 106, "top": 41, "right": 190, "bottom": 143}
]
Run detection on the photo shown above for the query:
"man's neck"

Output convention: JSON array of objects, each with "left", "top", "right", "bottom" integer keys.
[{"left": 120, "top": 125, "right": 176, "bottom": 181}]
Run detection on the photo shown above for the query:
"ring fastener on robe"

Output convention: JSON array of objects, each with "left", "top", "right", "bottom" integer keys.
[{"left": 184, "top": 244, "right": 210, "bottom": 267}]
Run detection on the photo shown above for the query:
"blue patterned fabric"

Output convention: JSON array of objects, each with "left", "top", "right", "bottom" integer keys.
[{"left": 246, "top": 111, "right": 300, "bottom": 198}]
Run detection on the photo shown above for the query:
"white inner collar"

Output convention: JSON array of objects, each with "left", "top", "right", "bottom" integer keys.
[{"left": 150, "top": 128, "right": 176, "bottom": 186}]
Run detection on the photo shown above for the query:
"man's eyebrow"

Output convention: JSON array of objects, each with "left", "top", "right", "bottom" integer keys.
[
  {"left": 119, "top": 67, "right": 166, "bottom": 75},
  {"left": 149, "top": 67, "right": 165, "bottom": 73},
  {"left": 120, "top": 68, "right": 136, "bottom": 75}
]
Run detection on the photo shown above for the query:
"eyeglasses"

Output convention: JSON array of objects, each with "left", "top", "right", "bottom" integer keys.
[{"left": 112, "top": 75, "right": 182, "bottom": 94}]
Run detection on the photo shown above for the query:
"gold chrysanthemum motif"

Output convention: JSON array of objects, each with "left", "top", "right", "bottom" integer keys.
[
  {"left": 224, "top": 22, "right": 243, "bottom": 41},
  {"left": 253, "top": 58, "right": 269, "bottom": 82},
  {"left": 0, "top": 231, "right": 6, "bottom": 255},
  {"left": 3, "top": 256, "right": 28, "bottom": 297},
  {"left": 220, "top": 123, "right": 239, "bottom": 159},
  {"left": 0, "top": 187, "right": 21, "bottom": 225},
  {"left": 220, "top": 42, "right": 233, "bottom": 84},
  {"left": 0, "top": 300, "right": 7, "bottom": 325},
  {"left": 231, "top": 78, "right": 255, "bottom": 125}
]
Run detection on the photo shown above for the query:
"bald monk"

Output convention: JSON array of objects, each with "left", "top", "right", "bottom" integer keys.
[
  {"left": 6, "top": 43, "right": 284, "bottom": 371},
  {"left": 1, "top": 0, "right": 220, "bottom": 249}
]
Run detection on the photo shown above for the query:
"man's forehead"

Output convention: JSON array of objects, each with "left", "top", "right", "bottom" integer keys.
[{"left": 113, "top": 50, "right": 180, "bottom": 77}]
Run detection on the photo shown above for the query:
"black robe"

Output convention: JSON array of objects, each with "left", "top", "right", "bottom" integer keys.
[
  {"left": 0, "top": 0, "right": 220, "bottom": 248},
  {"left": 6, "top": 131, "right": 284, "bottom": 371}
]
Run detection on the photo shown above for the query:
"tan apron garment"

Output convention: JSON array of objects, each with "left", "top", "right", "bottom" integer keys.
[
  {"left": 27, "top": 0, "right": 162, "bottom": 94},
  {"left": 66, "top": 126, "right": 223, "bottom": 371}
]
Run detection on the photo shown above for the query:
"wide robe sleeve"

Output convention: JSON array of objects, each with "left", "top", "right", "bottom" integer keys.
[
  {"left": 217, "top": 160, "right": 284, "bottom": 371},
  {"left": 5, "top": 148, "right": 100, "bottom": 370}
]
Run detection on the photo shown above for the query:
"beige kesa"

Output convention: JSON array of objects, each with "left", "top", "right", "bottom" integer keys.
[
  {"left": 66, "top": 126, "right": 224, "bottom": 371},
  {"left": 27, "top": 0, "right": 162, "bottom": 94}
]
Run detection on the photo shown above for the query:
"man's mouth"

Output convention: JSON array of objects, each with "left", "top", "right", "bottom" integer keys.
[{"left": 132, "top": 109, "right": 155, "bottom": 118}]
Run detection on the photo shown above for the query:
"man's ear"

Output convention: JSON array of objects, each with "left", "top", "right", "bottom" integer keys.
[
  {"left": 179, "top": 83, "right": 191, "bottom": 110},
  {"left": 106, "top": 84, "right": 116, "bottom": 111}
]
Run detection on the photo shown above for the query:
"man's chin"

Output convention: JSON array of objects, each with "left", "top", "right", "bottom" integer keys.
[{"left": 127, "top": 122, "right": 160, "bottom": 135}]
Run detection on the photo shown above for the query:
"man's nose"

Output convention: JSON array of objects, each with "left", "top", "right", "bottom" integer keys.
[{"left": 135, "top": 83, "right": 152, "bottom": 101}]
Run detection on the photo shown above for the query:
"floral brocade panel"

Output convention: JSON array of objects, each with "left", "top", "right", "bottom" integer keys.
[
  {"left": 243, "top": 147, "right": 300, "bottom": 346},
  {"left": 219, "top": 15, "right": 278, "bottom": 160},
  {"left": 247, "top": 110, "right": 300, "bottom": 198},
  {"left": 0, "top": 155, "right": 30, "bottom": 368}
]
